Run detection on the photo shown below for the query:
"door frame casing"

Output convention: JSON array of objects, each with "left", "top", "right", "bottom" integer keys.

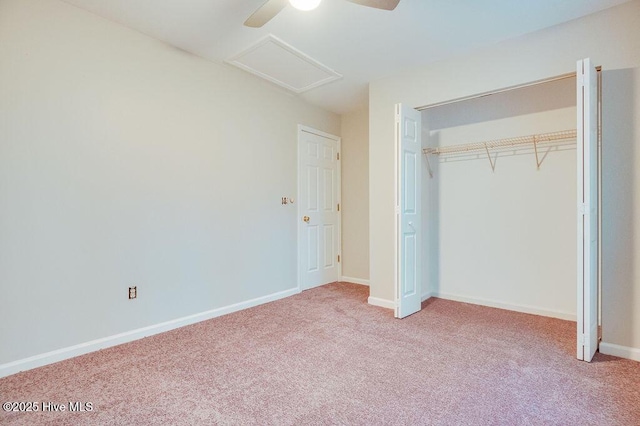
[{"left": 296, "top": 125, "right": 342, "bottom": 292}]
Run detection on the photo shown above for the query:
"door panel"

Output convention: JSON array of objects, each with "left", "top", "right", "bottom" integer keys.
[
  {"left": 324, "top": 145, "right": 333, "bottom": 160},
  {"left": 323, "top": 168, "right": 334, "bottom": 210},
  {"left": 577, "top": 58, "right": 599, "bottom": 362},
  {"left": 307, "top": 166, "right": 319, "bottom": 211},
  {"left": 404, "top": 152, "right": 417, "bottom": 213},
  {"left": 324, "top": 225, "right": 335, "bottom": 268},
  {"left": 395, "top": 104, "right": 422, "bottom": 318},
  {"left": 403, "top": 233, "right": 417, "bottom": 295},
  {"left": 299, "top": 128, "right": 341, "bottom": 290}
]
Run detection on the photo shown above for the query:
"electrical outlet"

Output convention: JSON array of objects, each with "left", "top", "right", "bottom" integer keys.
[{"left": 128, "top": 286, "right": 137, "bottom": 299}]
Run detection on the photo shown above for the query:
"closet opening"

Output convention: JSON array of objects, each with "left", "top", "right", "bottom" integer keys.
[{"left": 402, "top": 62, "right": 601, "bottom": 361}]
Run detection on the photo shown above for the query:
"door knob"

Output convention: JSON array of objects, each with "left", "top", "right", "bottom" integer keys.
[{"left": 303, "top": 216, "right": 310, "bottom": 223}]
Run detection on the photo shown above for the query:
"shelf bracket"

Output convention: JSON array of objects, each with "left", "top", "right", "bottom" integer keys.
[
  {"left": 533, "top": 135, "right": 552, "bottom": 169},
  {"left": 484, "top": 143, "right": 496, "bottom": 172},
  {"left": 533, "top": 135, "right": 541, "bottom": 170},
  {"left": 425, "top": 152, "right": 434, "bottom": 178}
]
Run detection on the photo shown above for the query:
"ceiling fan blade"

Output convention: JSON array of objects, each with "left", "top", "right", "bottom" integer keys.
[
  {"left": 345, "top": 0, "right": 400, "bottom": 11},
  {"left": 244, "top": 0, "right": 289, "bottom": 28}
]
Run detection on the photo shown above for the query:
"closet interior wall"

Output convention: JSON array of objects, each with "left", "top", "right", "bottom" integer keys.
[{"left": 422, "top": 77, "right": 578, "bottom": 320}]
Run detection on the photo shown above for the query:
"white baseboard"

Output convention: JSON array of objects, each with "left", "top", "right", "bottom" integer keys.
[
  {"left": 341, "top": 276, "right": 369, "bottom": 286},
  {"left": 368, "top": 291, "right": 431, "bottom": 310},
  {"left": 600, "top": 342, "right": 640, "bottom": 362},
  {"left": 421, "top": 291, "right": 434, "bottom": 302},
  {"left": 432, "top": 291, "right": 577, "bottom": 321},
  {"left": 367, "top": 296, "right": 395, "bottom": 310},
  {"left": 0, "top": 287, "right": 300, "bottom": 379}
]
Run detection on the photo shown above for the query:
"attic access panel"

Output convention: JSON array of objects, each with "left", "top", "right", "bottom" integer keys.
[{"left": 226, "top": 35, "right": 342, "bottom": 93}]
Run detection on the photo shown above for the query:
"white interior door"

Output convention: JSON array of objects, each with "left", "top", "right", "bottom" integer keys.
[
  {"left": 395, "top": 104, "right": 422, "bottom": 318},
  {"left": 577, "top": 58, "right": 599, "bottom": 362},
  {"left": 298, "top": 127, "right": 341, "bottom": 290}
]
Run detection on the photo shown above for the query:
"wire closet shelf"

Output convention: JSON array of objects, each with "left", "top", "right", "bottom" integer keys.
[
  {"left": 423, "top": 129, "right": 577, "bottom": 157},
  {"left": 422, "top": 129, "right": 577, "bottom": 173}
]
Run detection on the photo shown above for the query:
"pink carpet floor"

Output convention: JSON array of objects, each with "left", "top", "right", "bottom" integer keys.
[{"left": 1, "top": 282, "right": 639, "bottom": 425}]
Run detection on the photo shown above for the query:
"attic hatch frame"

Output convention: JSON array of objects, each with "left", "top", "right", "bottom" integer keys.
[{"left": 413, "top": 65, "right": 603, "bottom": 356}]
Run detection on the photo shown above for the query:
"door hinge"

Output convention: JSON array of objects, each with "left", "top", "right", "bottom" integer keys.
[
  {"left": 337, "top": 203, "right": 340, "bottom": 212},
  {"left": 337, "top": 152, "right": 340, "bottom": 160},
  {"left": 337, "top": 255, "right": 340, "bottom": 263},
  {"left": 579, "top": 203, "right": 588, "bottom": 215}
]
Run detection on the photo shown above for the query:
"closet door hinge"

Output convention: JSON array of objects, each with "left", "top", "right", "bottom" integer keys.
[
  {"left": 337, "top": 203, "right": 340, "bottom": 212},
  {"left": 337, "top": 255, "right": 340, "bottom": 263},
  {"left": 579, "top": 203, "right": 589, "bottom": 215},
  {"left": 337, "top": 152, "right": 340, "bottom": 160}
]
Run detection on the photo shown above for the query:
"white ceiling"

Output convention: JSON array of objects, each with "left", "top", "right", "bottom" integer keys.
[{"left": 62, "top": 0, "right": 631, "bottom": 114}]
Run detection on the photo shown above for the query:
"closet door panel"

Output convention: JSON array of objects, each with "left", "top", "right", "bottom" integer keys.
[
  {"left": 576, "top": 57, "right": 599, "bottom": 362},
  {"left": 395, "top": 103, "right": 422, "bottom": 318}
]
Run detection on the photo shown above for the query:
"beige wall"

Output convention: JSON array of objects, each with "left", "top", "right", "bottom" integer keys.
[
  {"left": 0, "top": 0, "right": 339, "bottom": 370},
  {"left": 370, "top": 1, "right": 640, "bottom": 357},
  {"left": 340, "top": 107, "right": 370, "bottom": 282}
]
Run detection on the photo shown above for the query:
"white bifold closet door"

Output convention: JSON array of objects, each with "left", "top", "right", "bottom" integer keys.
[
  {"left": 395, "top": 104, "right": 422, "bottom": 318},
  {"left": 577, "top": 58, "right": 598, "bottom": 362}
]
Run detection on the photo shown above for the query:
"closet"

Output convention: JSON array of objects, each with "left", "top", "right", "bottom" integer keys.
[
  {"left": 422, "top": 76, "right": 577, "bottom": 319},
  {"left": 394, "top": 59, "right": 599, "bottom": 361}
]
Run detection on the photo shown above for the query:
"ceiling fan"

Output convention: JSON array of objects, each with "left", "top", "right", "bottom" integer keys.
[{"left": 244, "top": 0, "right": 401, "bottom": 28}]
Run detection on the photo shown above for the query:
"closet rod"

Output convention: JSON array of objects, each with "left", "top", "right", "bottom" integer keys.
[
  {"left": 423, "top": 129, "right": 576, "bottom": 157},
  {"left": 416, "top": 66, "right": 600, "bottom": 111}
]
